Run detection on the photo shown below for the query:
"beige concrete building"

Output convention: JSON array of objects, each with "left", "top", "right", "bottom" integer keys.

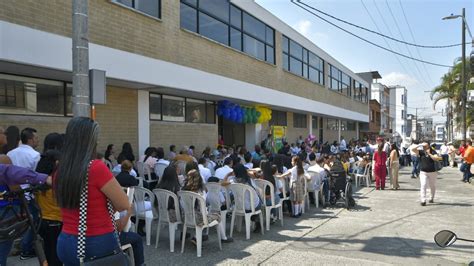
[{"left": 0, "top": 0, "right": 369, "bottom": 157}]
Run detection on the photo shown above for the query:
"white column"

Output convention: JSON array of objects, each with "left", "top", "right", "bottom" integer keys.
[
  {"left": 137, "top": 90, "right": 150, "bottom": 157},
  {"left": 308, "top": 114, "right": 313, "bottom": 136},
  {"left": 338, "top": 119, "right": 342, "bottom": 142},
  {"left": 356, "top": 122, "right": 360, "bottom": 140}
]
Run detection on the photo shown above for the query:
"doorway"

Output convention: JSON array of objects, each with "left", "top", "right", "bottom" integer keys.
[{"left": 218, "top": 116, "right": 245, "bottom": 147}]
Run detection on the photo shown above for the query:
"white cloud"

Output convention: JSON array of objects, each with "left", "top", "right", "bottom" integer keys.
[
  {"left": 293, "top": 20, "right": 329, "bottom": 44},
  {"left": 380, "top": 72, "right": 419, "bottom": 88},
  {"left": 294, "top": 20, "right": 312, "bottom": 36}
]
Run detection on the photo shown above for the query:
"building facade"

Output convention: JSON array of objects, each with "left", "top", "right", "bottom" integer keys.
[
  {"left": 371, "top": 83, "right": 392, "bottom": 135},
  {"left": 360, "top": 99, "right": 381, "bottom": 140},
  {"left": 389, "top": 85, "right": 407, "bottom": 140},
  {"left": 434, "top": 123, "right": 446, "bottom": 142},
  {"left": 0, "top": 0, "right": 369, "bottom": 156}
]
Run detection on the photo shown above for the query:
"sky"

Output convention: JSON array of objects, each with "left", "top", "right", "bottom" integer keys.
[{"left": 255, "top": 0, "right": 473, "bottom": 124}]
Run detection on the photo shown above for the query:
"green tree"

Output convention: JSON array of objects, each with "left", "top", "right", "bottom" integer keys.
[{"left": 430, "top": 57, "right": 473, "bottom": 128}]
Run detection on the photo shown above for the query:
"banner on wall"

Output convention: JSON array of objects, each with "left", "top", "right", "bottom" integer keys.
[{"left": 271, "top": 126, "right": 286, "bottom": 153}]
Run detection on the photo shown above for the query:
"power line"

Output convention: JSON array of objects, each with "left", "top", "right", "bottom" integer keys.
[
  {"left": 291, "top": 0, "right": 452, "bottom": 68},
  {"left": 360, "top": 0, "right": 410, "bottom": 75},
  {"left": 398, "top": 0, "right": 435, "bottom": 85},
  {"left": 297, "top": 0, "right": 469, "bottom": 49},
  {"left": 384, "top": 0, "right": 431, "bottom": 89}
]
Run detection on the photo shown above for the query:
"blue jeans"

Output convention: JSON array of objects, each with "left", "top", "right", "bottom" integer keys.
[
  {"left": 57, "top": 232, "right": 119, "bottom": 266},
  {"left": 0, "top": 205, "right": 20, "bottom": 266},
  {"left": 119, "top": 232, "right": 144, "bottom": 266},
  {"left": 265, "top": 195, "right": 280, "bottom": 216},
  {"left": 462, "top": 163, "right": 472, "bottom": 182},
  {"left": 20, "top": 200, "right": 39, "bottom": 255},
  {"left": 411, "top": 156, "right": 420, "bottom": 177}
]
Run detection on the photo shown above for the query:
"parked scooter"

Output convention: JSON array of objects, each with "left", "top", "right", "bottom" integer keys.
[{"left": 434, "top": 230, "right": 474, "bottom": 247}]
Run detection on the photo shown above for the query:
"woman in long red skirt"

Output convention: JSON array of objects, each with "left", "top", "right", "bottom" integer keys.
[{"left": 373, "top": 143, "right": 387, "bottom": 190}]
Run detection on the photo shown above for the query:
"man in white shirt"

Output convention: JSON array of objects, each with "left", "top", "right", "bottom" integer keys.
[
  {"left": 198, "top": 158, "right": 212, "bottom": 183},
  {"left": 440, "top": 142, "right": 449, "bottom": 167},
  {"left": 214, "top": 157, "right": 234, "bottom": 182},
  {"left": 409, "top": 140, "right": 422, "bottom": 178},
  {"left": 307, "top": 157, "right": 328, "bottom": 203},
  {"left": 339, "top": 137, "right": 347, "bottom": 152},
  {"left": 7, "top": 127, "right": 40, "bottom": 170}
]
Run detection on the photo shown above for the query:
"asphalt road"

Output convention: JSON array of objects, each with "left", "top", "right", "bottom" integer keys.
[{"left": 8, "top": 165, "right": 474, "bottom": 265}]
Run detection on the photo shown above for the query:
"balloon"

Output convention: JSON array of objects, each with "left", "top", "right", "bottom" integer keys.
[
  {"left": 217, "top": 109, "right": 223, "bottom": 116},
  {"left": 256, "top": 111, "right": 261, "bottom": 117},
  {"left": 224, "top": 109, "right": 230, "bottom": 119}
]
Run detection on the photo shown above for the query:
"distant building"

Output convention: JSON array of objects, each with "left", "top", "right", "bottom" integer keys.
[
  {"left": 389, "top": 86, "right": 407, "bottom": 140},
  {"left": 371, "top": 83, "right": 392, "bottom": 135},
  {"left": 360, "top": 99, "right": 381, "bottom": 140},
  {"left": 418, "top": 117, "right": 434, "bottom": 141},
  {"left": 434, "top": 124, "right": 446, "bottom": 142}
]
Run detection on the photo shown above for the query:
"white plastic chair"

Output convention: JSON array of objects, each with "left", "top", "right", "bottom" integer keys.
[
  {"left": 354, "top": 163, "right": 371, "bottom": 188},
  {"left": 132, "top": 187, "right": 158, "bottom": 245},
  {"left": 228, "top": 183, "right": 264, "bottom": 240},
  {"left": 154, "top": 162, "right": 168, "bottom": 180},
  {"left": 137, "top": 161, "right": 158, "bottom": 188},
  {"left": 307, "top": 170, "right": 323, "bottom": 208},
  {"left": 205, "top": 183, "right": 230, "bottom": 235},
  {"left": 153, "top": 188, "right": 182, "bottom": 252},
  {"left": 302, "top": 176, "right": 310, "bottom": 213},
  {"left": 279, "top": 177, "right": 291, "bottom": 213},
  {"left": 254, "top": 179, "right": 283, "bottom": 231},
  {"left": 178, "top": 191, "right": 222, "bottom": 257},
  {"left": 124, "top": 187, "right": 135, "bottom": 232}
]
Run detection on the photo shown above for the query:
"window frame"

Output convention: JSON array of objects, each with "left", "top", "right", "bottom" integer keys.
[
  {"left": 326, "top": 118, "right": 339, "bottom": 131},
  {"left": 293, "top": 113, "right": 307, "bottom": 128},
  {"left": 282, "top": 35, "right": 324, "bottom": 85},
  {"left": 180, "top": 0, "right": 275, "bottom": 64},
  {"left": 111, "top": 0, "right": 161, "bottom": 20},
  {"left": 149, "top": 92, "right": 216, "bottom": 124},
  {"left": 269, "top": 110, "right": 287, "bottom": 126},
  {"left": 0, "top": 73, "right": 72, "bottom": 117}
]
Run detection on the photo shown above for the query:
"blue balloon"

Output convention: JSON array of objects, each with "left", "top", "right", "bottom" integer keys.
[{"left": 223, "top": 109, "right": 231, "bottom": 119}]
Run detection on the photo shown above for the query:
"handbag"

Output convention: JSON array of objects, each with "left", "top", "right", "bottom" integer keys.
[
  {"left": 434, "top": 160, "right": 443, "bottom": 172},
  {"left": 77, "top": 161, "right": 130, "bottom": 266}
]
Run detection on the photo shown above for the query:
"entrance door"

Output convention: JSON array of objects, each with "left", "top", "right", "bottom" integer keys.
[{"left": 218, "top": 116, "right": 245, "bottom": 147}]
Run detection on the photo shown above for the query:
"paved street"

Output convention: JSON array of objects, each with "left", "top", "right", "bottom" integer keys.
[{"left": 9, "top": 166, "right": 474, "bottom": 265}]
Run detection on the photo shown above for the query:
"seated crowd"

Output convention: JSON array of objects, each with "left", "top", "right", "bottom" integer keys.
[{"left": 1, "top": 122, "right": 389, "bottom": 266}]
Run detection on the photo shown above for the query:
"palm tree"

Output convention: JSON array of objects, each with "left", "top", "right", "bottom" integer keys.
[{"left": 430, "top": 57, "right": 473, "bottom": 132}]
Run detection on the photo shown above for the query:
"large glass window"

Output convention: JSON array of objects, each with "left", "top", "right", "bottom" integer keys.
[
  {"left": 312, "top": 116, "right": 318, "bottom": 129},
  {"left": 162, "top": 95, "right": 185, "bottom": 122},
  {"left": 329, "top": 65, "right": 342, "bottom": 92},
  {"left": 0, "top": 74, "right": 72, "bottom": 116},
  {"left": 270, "top": 110, "right": 287, "bottom": 126},
  {"left": 180, "top": 0, "right": 275, "bottom": 64},
  {"left": 185, "top": 98, "right": 206, "bottom": 123},
  {"left": 327, "top": 119, "right": 339, "bottom": 130},
  {"left": 149, "top": 93, "right": 216, "bottom": 124},
  {"left": 341, "top": 72, "right": 351, "bottom": 97},
  {"left": 199, "top": 12, "right": 228, "bottom": 45},
  {"left": 282, "top": 35, "right": 324, "bottom": 85},
  {"left": 114, "top": 0, "right": 160, "bottom": 18},
  {"left": 347, "top": 121, "right": 356, "bottom": 131},
  {"left": 293, "top": 113, "right": 307, "bottom": 128}
]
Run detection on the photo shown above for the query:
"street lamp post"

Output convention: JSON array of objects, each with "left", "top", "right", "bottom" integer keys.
[{"left": 443, "top": 8, "right": 471, "bottom": 141}]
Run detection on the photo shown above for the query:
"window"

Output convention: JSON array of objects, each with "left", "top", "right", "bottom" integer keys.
[
  {"left": 293, "top": 113, "right": 307, "bottom": 128},
  {"left": 401, "top": 110, "right": 405, "bottom": 119},
  {"left": 329, "top": 65, "right": 342, "bottom": 92},
  {"left": 340, "top": 120, "right": 347, "bottom": 131},
  {"left": 186, "top": 98, "right": 206, "bottom": 123},
  {"left": 361, "top": 86, "right": 368, "bottom": 103},
  {"left": 401, "top": 94, "right": 404, "bottom": 104},
  {"left": 270, "top": 110, "right": 287, "bottom": 126},
  {"left": 341, "top": 73, "right": 351, "bottom": 97},
  {"left": 149, "top": 94, "right": 162, "bottom": 120},
  {"left": 162, "top": 95, "right": 185, "bottom": 122},
  {"left": 347, "top": 121, "right": 356, "bottom": 131},
  {"left": 0, "top": 73, "right": 72, "bottom": 116},
  {"left": 149, "top": 93, "right": 216, "bottom": 123},
  {"left": 327, "top": 119, "right": 339, "bottom": 130},
  {"left": 312, "top": 116, "right": 318, "bottom": 129},
  {"left": 115, "top": 0, "right": 160, "bottom": 18},
  {"left": 180, "top": 0, "right": 275, "bottom": 64},
  {"left": 199, "top": 12, "right": 228, "bottom": 45},
  {"left": 281, "top": 36, "right": 324, "bottom": 85},
  {"left": 402, "top": 125, "right": 405, "bottom": 133},
  {"left": 370, "top": 110, "right": 374, "bottom": 122}
]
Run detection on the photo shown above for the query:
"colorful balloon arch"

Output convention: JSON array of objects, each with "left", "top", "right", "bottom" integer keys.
[{"left": 217, "top": 100, "right": 272, "bottom": 124}]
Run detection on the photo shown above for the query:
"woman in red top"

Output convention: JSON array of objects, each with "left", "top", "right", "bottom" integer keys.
[
  {"left": 373, "top": 143, "right": 387, "bottom": 190},
  {"left": 55, "top": 117, "right": 132, "bottom": 266}
]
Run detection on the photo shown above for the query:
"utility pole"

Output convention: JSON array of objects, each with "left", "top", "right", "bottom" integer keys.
[
  {"left": 461, "top": 7, "right": 467, "bottom": 141},
  {"left": 72, "top": 0, "right": 90, "bottom": 117}
]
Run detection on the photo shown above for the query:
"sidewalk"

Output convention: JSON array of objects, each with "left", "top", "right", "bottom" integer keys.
[{"left": 8, "top": 166, "right": 474, "bottom": 265}]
